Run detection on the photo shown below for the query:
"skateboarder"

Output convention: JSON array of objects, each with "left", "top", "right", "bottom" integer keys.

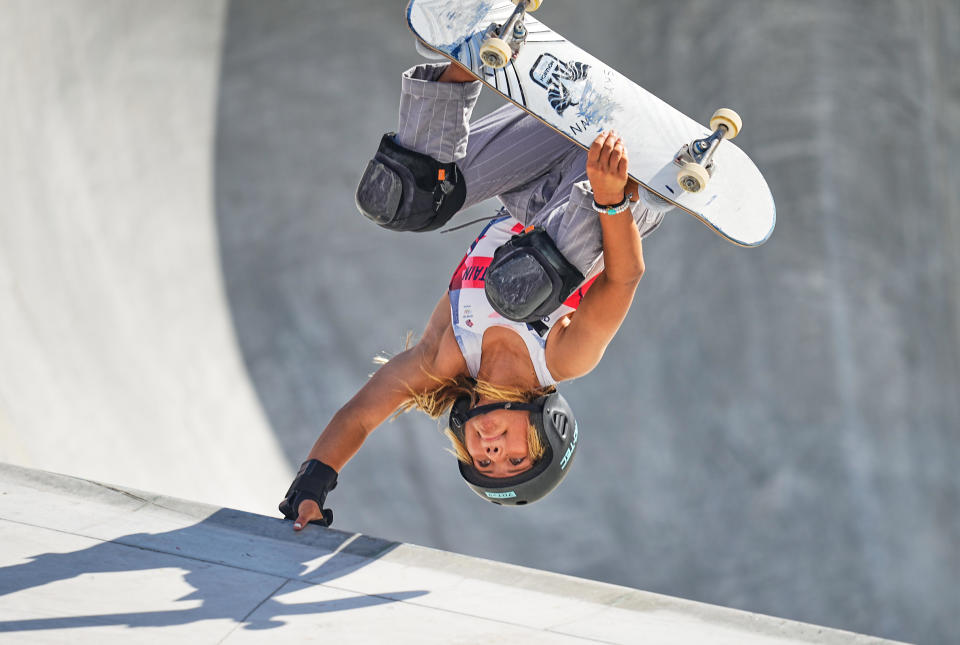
[{"left": 279, "top": 62, "right": 671, "bottom": 528}]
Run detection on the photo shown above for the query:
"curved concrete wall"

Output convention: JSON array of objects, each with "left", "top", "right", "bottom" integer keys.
[{"left": 0, "top": 1, "right": 290, "bottom": 512}]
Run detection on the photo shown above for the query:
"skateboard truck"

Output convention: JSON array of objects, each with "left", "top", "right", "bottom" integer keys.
[
  {"left": 479, "top": 0, "right": 542, "bottom": 69},
  {"left": 675, "top": 108, "right": 742, "bottom": 193}
]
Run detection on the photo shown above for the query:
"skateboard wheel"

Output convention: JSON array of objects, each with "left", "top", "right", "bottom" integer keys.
[
  {"left": 513, "top": 0, "right": 542, "bottom": 11},
  {"left": 677, "top": 162, "right": 711, "bottom": 193},
  {"left": 480, "top": 37, "right": 512, "bottom": 69},
  {"left": 710, "top": 108, "right": 742, "bottom": 139}
]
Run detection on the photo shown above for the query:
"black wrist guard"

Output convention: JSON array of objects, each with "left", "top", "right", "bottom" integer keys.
[{"left": 278, "top": 459, "right": 338, "bottom": 527}]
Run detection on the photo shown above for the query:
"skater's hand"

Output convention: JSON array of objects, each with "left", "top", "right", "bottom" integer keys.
[
  {"left": 278, "top": 459, "right": 337, "bottom": 530},
  {"left": 587, "top": 131, "right": 640, "bottom": 206},
  {"left": 293, "top": 499, "right": 324, "bottom": 531},
  {"left": 438, "top": 61, "right": 475, "bottom": 83}
]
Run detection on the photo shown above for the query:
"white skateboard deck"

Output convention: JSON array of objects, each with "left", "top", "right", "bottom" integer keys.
[{"left": 407, "top": 0, "right": 776, "bottom": 247}]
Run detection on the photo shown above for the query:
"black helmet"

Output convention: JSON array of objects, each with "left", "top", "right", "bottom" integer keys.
[{"left": 448, "top": 392, "right": 579, "bottom": 505}]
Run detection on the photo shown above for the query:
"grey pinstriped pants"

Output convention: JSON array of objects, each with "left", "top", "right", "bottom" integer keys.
[{"left": 393, "top": 63, "right": 667, "bottom": 275}]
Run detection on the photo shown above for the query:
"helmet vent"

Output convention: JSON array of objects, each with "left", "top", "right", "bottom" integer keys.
[{"left": 552, "top": 412, "right": 567, "bottom": 438}]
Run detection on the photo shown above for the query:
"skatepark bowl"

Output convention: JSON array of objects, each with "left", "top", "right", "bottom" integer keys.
[{"left": 1, "top": 1, "right": 957, "bottom": 643}]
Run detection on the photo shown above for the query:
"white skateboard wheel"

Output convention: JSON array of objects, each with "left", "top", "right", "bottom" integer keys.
[
  {"left": 710, "top": 108, "right": 742, "bottom": 139},
  {"left": 480, "top": 37, "right": 512, "bottom": 69},
  {"left": 513, "top": 0, "right": 542, "bottom": 11},
  {"left": 678, "top": 162, "right": 711, "bottom": 193}
]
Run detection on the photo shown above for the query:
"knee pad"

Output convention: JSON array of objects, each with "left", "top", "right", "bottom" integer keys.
[
  {"left": 485, "top": 227, "right": 585, "bottom": 324},
  {"left": 355, "top": 133, "right": 467, "bottom": 232}
]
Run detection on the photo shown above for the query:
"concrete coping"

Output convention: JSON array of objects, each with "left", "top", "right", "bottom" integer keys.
[{"left": 0, "top": 462, "right": 905, "bottom": 644}]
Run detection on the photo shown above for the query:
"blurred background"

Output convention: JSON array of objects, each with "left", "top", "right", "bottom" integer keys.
[{"left": 1, "top": 1, "right": 957, "bottom": 643}]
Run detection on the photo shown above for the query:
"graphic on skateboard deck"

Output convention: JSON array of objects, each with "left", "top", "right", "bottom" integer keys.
[{"left": 407, "top": 0, "right": 776, "bottom": 247}]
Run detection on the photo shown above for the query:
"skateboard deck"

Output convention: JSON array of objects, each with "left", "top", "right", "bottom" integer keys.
[{"left": 407, "top": 0, "right": 776, "bottom": 247}]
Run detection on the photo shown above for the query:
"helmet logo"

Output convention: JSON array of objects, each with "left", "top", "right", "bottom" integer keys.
[
  {"left": 485, "top": 491, "right": 518, "bottom": 499},
  {"left": 559, "top": 423, "right": 579, "bottom": 470}
]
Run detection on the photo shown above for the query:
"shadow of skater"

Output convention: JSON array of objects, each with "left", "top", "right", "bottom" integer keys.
[{"left": 0, "top": 509, "right": 428, "bottom": 633}]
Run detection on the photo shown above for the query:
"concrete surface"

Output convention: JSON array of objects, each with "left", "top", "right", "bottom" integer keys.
[
  {"left": 0, "top": 463, "right": 908, "bottom": 644},
  {"left": 0, "top": 0, "right": 290, "bottom": 513},
  {"left": 0, "top": 1, "right": 957, "bottom": 644}
]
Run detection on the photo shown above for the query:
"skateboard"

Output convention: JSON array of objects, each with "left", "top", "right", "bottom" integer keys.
[{"left": 406, "top": 0, "right": 776, "bottom": 247}]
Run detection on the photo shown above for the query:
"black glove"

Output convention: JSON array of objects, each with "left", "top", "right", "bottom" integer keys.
[{"left": 278, "top": 459, "right": 338, "bottom": 527}]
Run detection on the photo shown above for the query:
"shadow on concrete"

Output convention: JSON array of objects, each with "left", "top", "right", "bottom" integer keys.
[{"left": 0, "top": 509, "right": 426, "bottom": 634}]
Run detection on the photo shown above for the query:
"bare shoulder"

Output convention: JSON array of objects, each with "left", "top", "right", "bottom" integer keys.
[
  {"left": 543, "top": 313, "right": 580, "bottom": 382},
  {"left": 416, "top": 294, "right": 467, "bottom": 380}
]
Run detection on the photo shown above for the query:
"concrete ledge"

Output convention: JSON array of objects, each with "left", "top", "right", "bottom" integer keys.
[{"left": 0, "top": 463, "right": 905, "bottom": 644}]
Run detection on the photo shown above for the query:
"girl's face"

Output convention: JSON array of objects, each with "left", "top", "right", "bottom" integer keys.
[{"left": 463, "top": 407, "right": 534, "bottom": 478}]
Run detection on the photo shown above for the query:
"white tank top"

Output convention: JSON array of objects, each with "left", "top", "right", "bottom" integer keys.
[{"left": 448, "top": 215, "right": 599, "bottom": 387}]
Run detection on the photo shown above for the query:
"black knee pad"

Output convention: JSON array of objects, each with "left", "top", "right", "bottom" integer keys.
[
  {"left": 355, "top": 133, "right": 467, "bottom": 232},
  {"left": 485, "top": 227, "right": 585, "bottom": 324}
]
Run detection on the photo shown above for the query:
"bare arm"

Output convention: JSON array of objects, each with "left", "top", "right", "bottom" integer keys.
[
  {"left": 292, "top": 294, "right": 464, "bottom": 526},
  {"left": 547, "top": 131, "right": 645, "bottom": 381},
  {"left": 305, "top": 346, "right": 436, "bottom": 469},
  {"left": 305, "top": 294, "right": 462, "bottom": 469}
]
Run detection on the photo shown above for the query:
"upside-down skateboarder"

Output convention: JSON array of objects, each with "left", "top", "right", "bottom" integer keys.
[{"left": 279, "top": 61, "right": 671, "bottom": 528}]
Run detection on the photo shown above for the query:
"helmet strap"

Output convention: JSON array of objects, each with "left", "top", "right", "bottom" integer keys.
[{"left": 462, "top": 400, "right": 540, "bottom": 421}]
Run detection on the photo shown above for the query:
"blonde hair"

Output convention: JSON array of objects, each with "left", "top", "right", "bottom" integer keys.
[{"left": 396, "top": 371, "right": 554, "bottom": 465}]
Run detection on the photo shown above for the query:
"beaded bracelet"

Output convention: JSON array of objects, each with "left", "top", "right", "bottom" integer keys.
[{"left": 592, "top": 194, "right": 632, "bottom": 215}]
